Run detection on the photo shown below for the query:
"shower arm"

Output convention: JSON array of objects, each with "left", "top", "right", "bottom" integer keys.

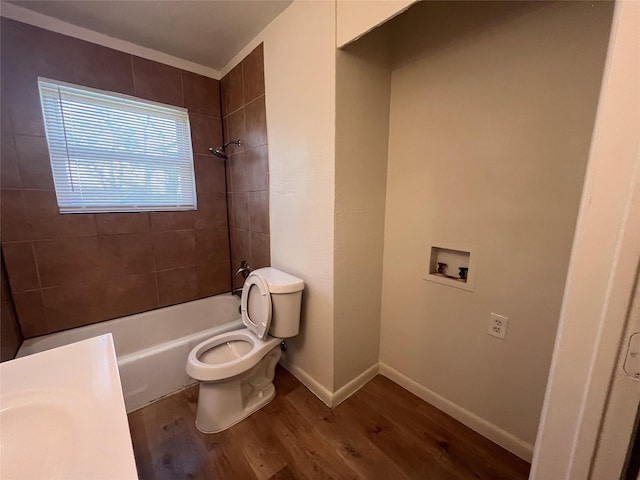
[
  {"left": 222, "top": 140, "right": 242, "bottom": 149},
  {"left": 209, "top": 140, "right": 242, "bottom": 160}
]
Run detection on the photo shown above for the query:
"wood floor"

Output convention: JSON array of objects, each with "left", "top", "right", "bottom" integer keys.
[{"left": 128, "top": 366, "right": 530, "bottom": 480}]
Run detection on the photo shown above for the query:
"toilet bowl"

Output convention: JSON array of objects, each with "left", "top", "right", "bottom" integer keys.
[
  {"left": 186, "top": 267, "right": 304, "bottom": 433},
  {"left": 188, "top": 330, "right": 281, "bottom": 382}
]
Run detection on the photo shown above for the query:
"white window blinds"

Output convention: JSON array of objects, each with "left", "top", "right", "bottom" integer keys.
[{"left": 38, "top": 78, "right": 197, "bottom": 213}]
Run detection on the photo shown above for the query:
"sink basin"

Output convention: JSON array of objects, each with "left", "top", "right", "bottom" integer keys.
[
  {"left": 2, "top": 391, "right": 80, "bottom": 478},
  {"left": 0, "top": 335, "right": 137, "bottom": 479}
]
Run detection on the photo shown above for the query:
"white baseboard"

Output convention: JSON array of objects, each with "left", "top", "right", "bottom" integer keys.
[
  {"left": 278, "top": 359, "right": 533, "bottom": 462},
  {"left": 379, "top": 362, "right": 534, "bottom": 462},
  {"left": 278, "top": 359, "right": 333, "bottom": 407},
  {"left": 279, "top": 361, "right": 379, "bottom": 408},
  {"left": 332, "top": 364, "right": 379, "bottom": 407}
]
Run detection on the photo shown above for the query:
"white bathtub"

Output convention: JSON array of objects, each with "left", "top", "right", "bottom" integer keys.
[{"left": 17, "top": 294, "right": 243, "bottom": 412}]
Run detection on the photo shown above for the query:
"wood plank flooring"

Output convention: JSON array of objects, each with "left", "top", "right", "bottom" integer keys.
[{"left": 128, "top": 366, "right": 530, "bottom": 480}]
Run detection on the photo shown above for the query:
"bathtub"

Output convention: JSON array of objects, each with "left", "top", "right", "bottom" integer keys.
[{"left": 17, "top": 294, "right": 243, "bottom": 412}]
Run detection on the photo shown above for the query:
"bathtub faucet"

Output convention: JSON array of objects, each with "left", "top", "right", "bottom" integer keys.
[{"left": 235, "top": 260, "right": 251, "bottom": 280}]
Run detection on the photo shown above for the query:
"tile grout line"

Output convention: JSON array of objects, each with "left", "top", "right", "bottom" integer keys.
[
  {"left": 147, "top": 213, "right": 161, "bottom": 308},
  {"left": 130, "top": 54, "right": 137, "bottom": 97},
  {"left": 223, "top": 92, "right": 265, "bottom": 119}
]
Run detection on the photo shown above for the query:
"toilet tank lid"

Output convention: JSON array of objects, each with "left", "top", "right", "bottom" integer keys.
[{"left": 253, "top": 267, "right": 304, "bottom": 294}]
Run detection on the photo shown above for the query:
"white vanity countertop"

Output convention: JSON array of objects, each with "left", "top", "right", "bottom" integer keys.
[{"left": 0, "top": 334, "right": 138, "bottom": 479}]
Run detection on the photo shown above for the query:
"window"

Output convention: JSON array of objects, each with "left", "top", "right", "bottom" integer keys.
[{"left": 38, "top": 78, "right": 197, "bottom": 213}]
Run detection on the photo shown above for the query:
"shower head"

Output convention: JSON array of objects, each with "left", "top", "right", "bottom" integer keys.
[
  {"left": 208, "top": 140, "right": 242, "bottom": 160},
  {"left": 209, "top": 146, "right": 227, "bottom": 159}
]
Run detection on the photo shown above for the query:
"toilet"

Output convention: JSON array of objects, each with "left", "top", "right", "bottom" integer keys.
[{"left": 186, "top": 267, "right": 304, "bottom": 433}]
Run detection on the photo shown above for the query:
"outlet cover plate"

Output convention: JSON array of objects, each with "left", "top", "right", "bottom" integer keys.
[{"left": 488, "top": 313, "right": 509, "bottom": 339}]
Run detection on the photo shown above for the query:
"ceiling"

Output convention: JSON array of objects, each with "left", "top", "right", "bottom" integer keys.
[{"left": 6, "top": 1, "right": 291, "bottom": 72}]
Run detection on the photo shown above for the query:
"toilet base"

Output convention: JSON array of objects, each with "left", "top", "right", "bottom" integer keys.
[{"left": 194, "top": 345, "right": 281, "bottom": 433}]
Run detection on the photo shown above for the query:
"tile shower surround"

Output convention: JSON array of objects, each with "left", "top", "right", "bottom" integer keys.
[
  {"left": 0, "top": 19, "right": 269, "bottom": 338},
  {"left": 220, "top": 44, "right": 271, "bottom": 290}
]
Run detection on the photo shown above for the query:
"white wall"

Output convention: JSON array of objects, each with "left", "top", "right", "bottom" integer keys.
[
  {"left": 222, "top": 0, "right": 337, "bottom": 399},
  {"left": 334, "top": 30, "right": 391, "bottom": 393},
  {"left": 379, "top": 0, "right": 613, "bottom": 457}
]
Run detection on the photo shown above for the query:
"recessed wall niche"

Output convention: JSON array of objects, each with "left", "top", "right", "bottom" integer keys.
[{"left": 425, "top": 244, "right": 476, "bottom": 292}]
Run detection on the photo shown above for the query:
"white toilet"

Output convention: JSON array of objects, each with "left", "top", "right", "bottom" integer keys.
[{"left": 186, "top": 267, "right": 304, "bottom": 433}]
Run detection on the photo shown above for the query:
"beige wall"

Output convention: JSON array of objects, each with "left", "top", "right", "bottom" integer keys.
[
  {"left": 334, "top": 30, "right": 391, "bottom": 391},
  {"left": 379, "top": 0, "right": 613, "bottom": 453},
  {"left": 224, "top": 0, "right": 393, "bottom": 399},
  {"left": 221, "top": 0, "right": 337, "bottom": 397},
  {"left": 531, "top": 1, "right": 640, "bottom": 476},
  {"left": 224, "top": 3, "right": 616, "bottom": 457},
  {"left": 336, "top": 0, "right": 415, "bottom": 48}
]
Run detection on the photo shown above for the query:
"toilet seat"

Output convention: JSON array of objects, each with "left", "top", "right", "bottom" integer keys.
[
  {"left": 241, "top": 273, "right": 272, "bottom": 339},
  {"left": 188, "top": 272, "right": 279, "bottom": 383},
  {"left": 187, "top": 329, "right": 281, "bottom": 382}
]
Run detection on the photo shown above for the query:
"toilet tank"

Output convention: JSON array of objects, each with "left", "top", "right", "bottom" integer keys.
[{"left": 254, "top": 267, "right": 304, "bottom": 338}]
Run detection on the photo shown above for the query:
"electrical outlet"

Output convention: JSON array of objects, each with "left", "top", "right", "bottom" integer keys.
[{"left": 488, "top": 313, "right": 508, "bottom": 340}]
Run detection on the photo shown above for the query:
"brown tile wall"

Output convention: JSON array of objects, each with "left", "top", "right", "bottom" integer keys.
[
  {"left": 0, "top": 18, "right": 230, "bottom": 338},
  {"left": 221, "top": 44, "right": 270, "bottom": 290},
  {"left": 1, "top": 248, "right": 23, "bottom": 361}
]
